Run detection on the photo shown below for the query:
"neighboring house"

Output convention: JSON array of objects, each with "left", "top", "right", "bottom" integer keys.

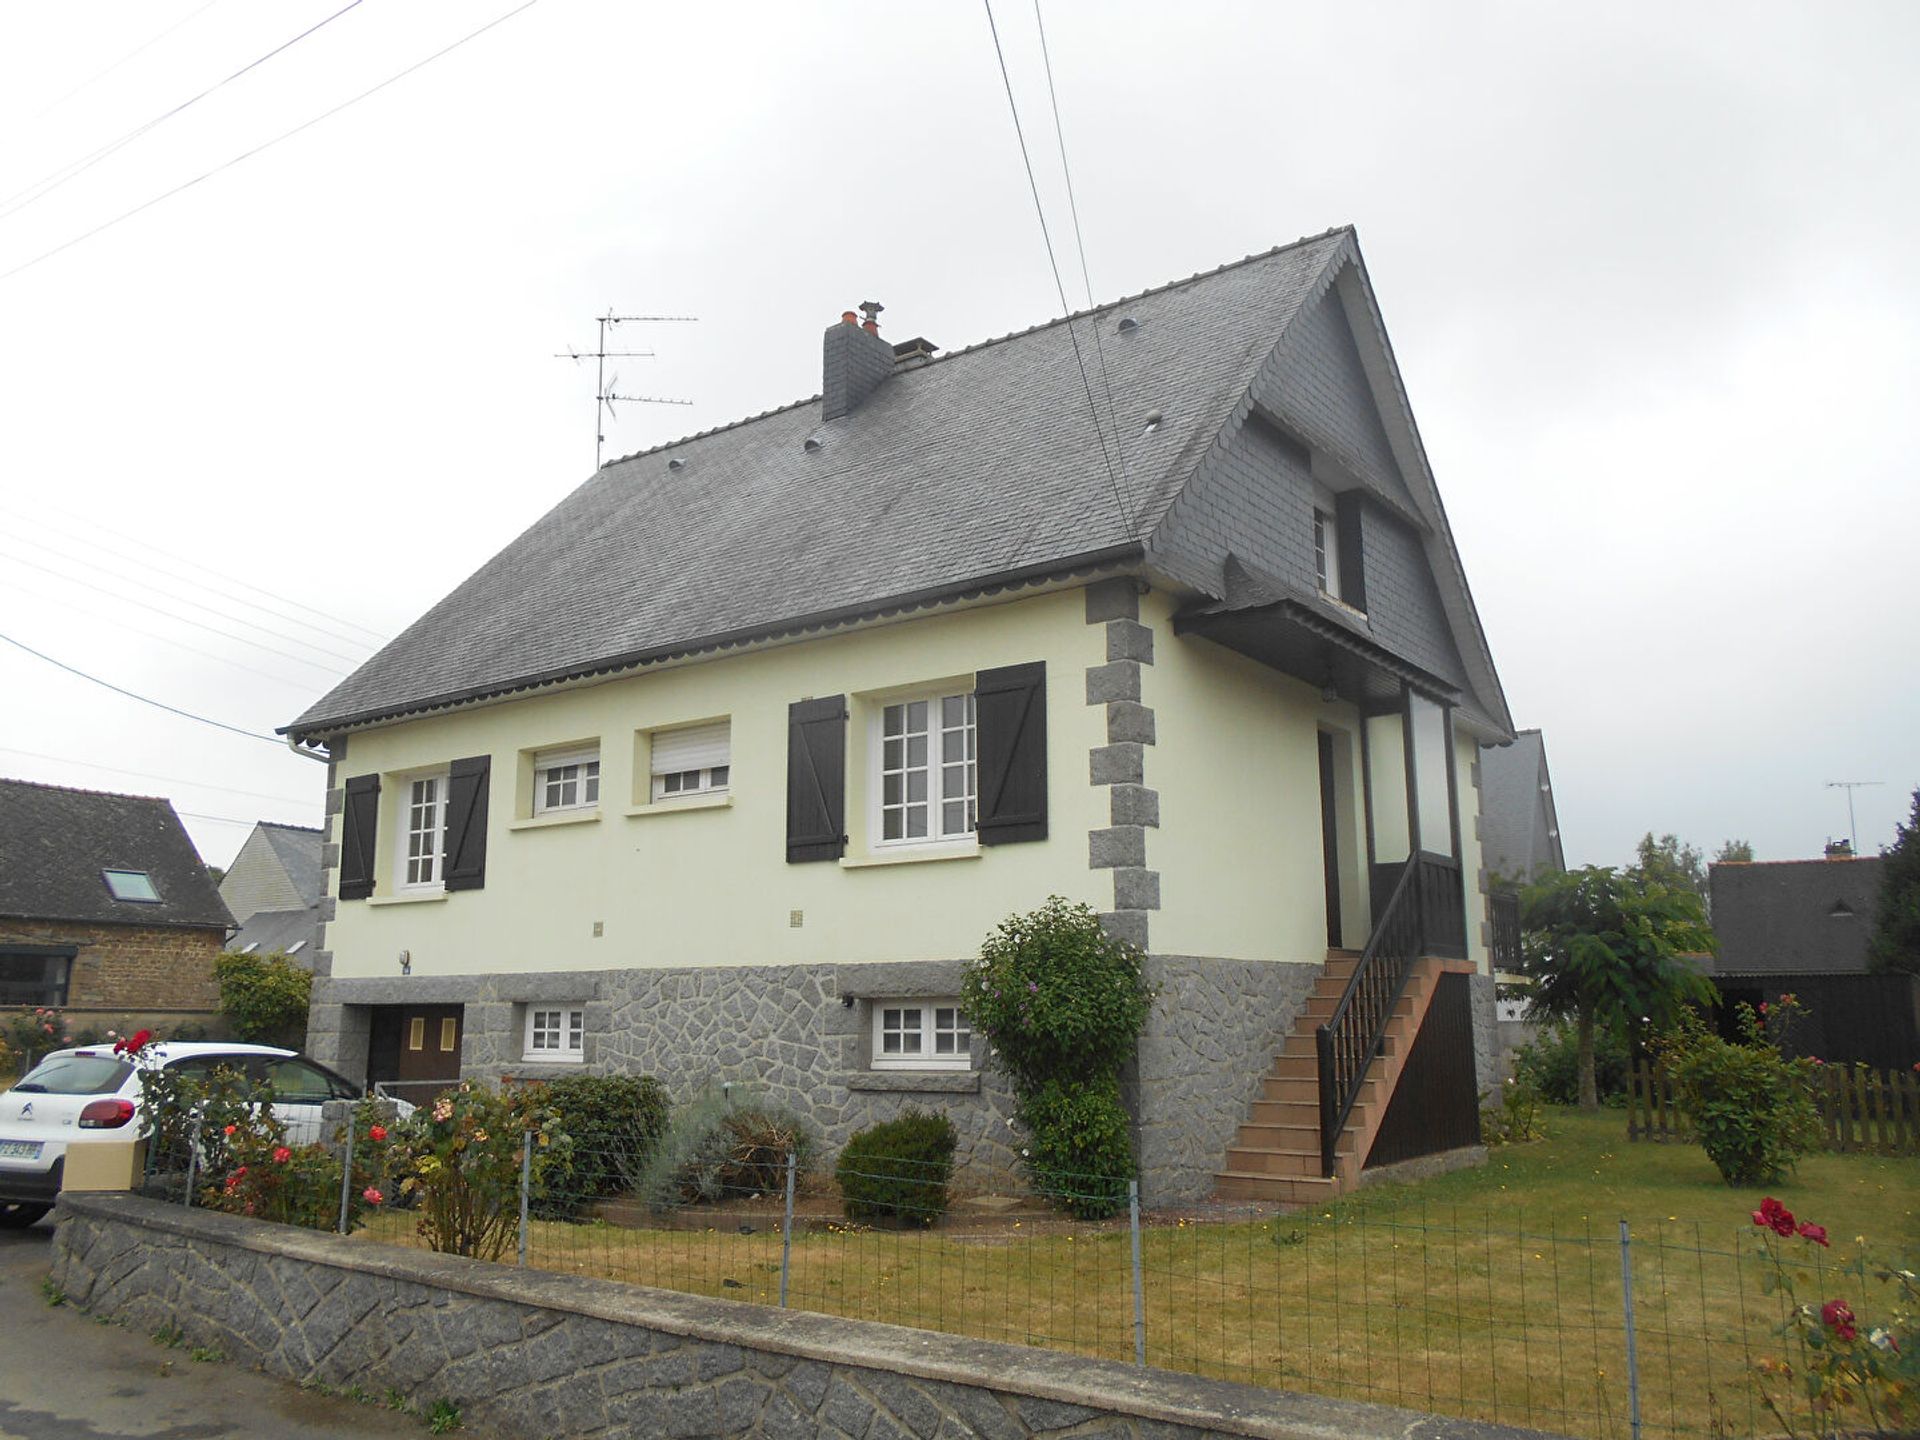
[
  {"left": 287, "top": 228, "right": 1517, "bottom": 1203},
  {"left": 1708, "top": 854, "right": 1917, "bottom": 1069},
  {"left": 0, "top": 779, "right": 233, "bottom": 1032},
  {"left": 219, "top": 821, "right": 324, "bottom": 967},
  {"left": 1478, "top": 728, "right": 1564, "bottom": 885}
]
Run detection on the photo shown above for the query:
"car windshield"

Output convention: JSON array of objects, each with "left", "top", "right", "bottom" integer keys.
[{"left": 13, "top": 1054, "right": 134, "bottom": 1096}]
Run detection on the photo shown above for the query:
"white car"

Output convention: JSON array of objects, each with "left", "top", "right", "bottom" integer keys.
[{"left": 0, "top": 1041, "right": 389, "bottom": 1228}]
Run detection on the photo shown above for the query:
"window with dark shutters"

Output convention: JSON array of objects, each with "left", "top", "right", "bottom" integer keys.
[
  {"left": 786, "top": 696, "right": 847, "bottom": 862},
  {"left": 974, "top": 661, "right": 1047, "bottom": 845},
  {"left": 442, "top": 755, "right": 491, "bottom": 891},
  {"left": 338, "top": 774, "right": 381, "bottom": 900}
]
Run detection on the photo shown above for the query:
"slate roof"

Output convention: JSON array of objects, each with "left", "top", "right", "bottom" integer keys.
[
  {"left": 288, "top": 226, "right": 1509, "bottom": 741},
  {"left": 259, "top": 822, "right": 323, "bottom": 908},
  {"left": 0, "top": 778, "right": 233, "bottom": 930},
  {"left": 1709, "top": 857, "right": 1884, "bottom": 976},
  {"left": 226, "top": 906, "right": 321, "bottom": 964},
  {"left": 1480, "top": 729, "right": 1565, "bottom": 881}
]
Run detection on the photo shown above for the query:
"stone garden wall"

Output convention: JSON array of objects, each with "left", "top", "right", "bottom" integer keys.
[{"left": 53, "top": 1193, "right": 1557, "bottom": 1440}]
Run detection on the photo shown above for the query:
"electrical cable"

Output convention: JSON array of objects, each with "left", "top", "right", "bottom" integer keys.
[
  {"left": 0, "top": 494, "right": 387, "bottom": 645},
  {"left": 19, "top": 1, "right": 224, "bottom": 127},
  {"left": 0, "top": 0, "right": 368, "bottom": 223},
  {"left": 179, "top": 807, "right": 318, "bottom": 827},
  {"left": 0, "top": 746, "right": 314, "bottom": 808},
  {"left": 0, "top": 0, "right": 543, "bottom": 284},
  {"left": 980, "top": 0, "right": 1137, "bottom": 539},
  {"left": 0, "top": 630, "right": 285, "bottom": 745}
]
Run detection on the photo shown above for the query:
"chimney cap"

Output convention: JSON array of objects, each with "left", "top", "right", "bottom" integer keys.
[{"left": 892, "top": 336, "right": 938, "bottom": 363}]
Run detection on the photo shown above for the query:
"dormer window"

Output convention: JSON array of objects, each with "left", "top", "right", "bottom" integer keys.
[
  {"left": 1313, "top": 507, "right": 1340, "bottom": 597},
  {"left": 101, "top": 869, "right": 160, "bottom": 903},
  {"left": 1312, "top": 486, "right": 1367, "bottom": 613}
]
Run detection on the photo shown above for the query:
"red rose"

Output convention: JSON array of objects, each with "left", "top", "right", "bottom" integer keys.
[
  {"left": 223, "top": 1124, "right": 237, "bottom": 1137},
  {"left": 368, "top": 1125, "right": 387, "bottom": 1143},
  {"left": 362, "top": 1187, "right": 384, "bottom": 1206},
  {"left": 1752, "top": 1197, "right": 1798, "bottom": 1237},
  {"left": 1821, "top": 1300, "right": 1857, "bottom": 1341},
  {"left": 272, "top": 1146, "right": 292, "bottom": 1164},
  {"left": 1796, "top": 1222, "right": 1829, "bottom": 1247}
]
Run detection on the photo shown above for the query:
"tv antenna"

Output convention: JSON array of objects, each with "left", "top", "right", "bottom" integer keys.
[
  {"left": 554, "top": 310, "right": 698, "bottom": 468},
  {"left": 1825, "top": 780, "right": 1883, "bottom": 852}
]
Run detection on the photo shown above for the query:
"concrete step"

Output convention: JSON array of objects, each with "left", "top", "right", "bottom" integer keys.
[
  {"left": 1231, "top": 1121, "right": 1353, "bottom": 1153},
  {"left": 1281, "top": 1030, "right": 1397, "bottom": 1061},
  {"left": 1213, "top": 1170, "right": 1339, "bottom": 1204},
  {"left": 1223, "top": 1146, "right": 1326, "bottom": 1178},
  {"left": 1302, "top": 991, "right": 1414, "bottom": 1022}
]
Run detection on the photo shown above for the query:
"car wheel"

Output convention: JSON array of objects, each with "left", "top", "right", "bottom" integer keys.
[{"left": 0, "top": 1202, "right": 51, "bottom": 1229}]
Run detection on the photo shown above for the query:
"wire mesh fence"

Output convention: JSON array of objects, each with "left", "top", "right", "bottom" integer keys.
[{"left": 133, "top": 1108, "right": 1902, "bottom": 1440}]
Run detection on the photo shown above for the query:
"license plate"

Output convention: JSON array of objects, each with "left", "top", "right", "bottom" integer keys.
[{"left": 0, "top": 1139, "right": 43, "bottom": 1160}]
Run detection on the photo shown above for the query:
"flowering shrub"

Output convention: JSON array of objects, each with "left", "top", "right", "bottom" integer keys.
[
  {"left": 202, "top": 1102, "right": 400, "bottom": 1232},
  {"left": 2, "top": 1007, "right": 74, "bottom": 1073},
  {"left": 961, "top": 897, "right": 1156, "bottom": 1219},
  {"left": 1480, "top": 1074, "right": 1548, "bottom": 1146},
  {"left": 138, "top": 1059, "right": 275, "bottom": 1181},
  {"left": 1661, "top": 996, "right": 1820, "bottom": 1185},
  {"left": 1748, "top": 1198, "right": 1916, "bottom": 1435},
  {"left": 385, "top": 1081, "right": 567, "bottom": 1260}
]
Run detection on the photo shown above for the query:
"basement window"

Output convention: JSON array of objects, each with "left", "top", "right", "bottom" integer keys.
[
  {"left": 523, "top": 1006, "right": 585, "bottom": 1063},
  {"left": 102, "top": 869, "right": 161, "bottom": 903},
  {"left": 871, "top": 999, "right": 971, "bottom": 1071}
]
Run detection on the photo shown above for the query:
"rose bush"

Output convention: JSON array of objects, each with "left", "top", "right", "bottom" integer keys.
[
  {"left": 1661, "top": 996, "right": 1820, "bottom": 1185},
  {"left": 385, "top": 1080, "right": 568, "bottom": 1260}
]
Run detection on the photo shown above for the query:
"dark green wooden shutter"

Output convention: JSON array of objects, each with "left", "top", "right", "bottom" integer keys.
[
  {"left": 442, "top": 755, "right": 491, "bottom": 892},
  {"left": 975, "top": 661, "right": 1047, "bottom": 845},
  {"left": 338, "top": 774, "right": 380, "bottom": 901},
  {"left": 1335, "top": 490, "right": 1368, "bottom": 612},
  {"left": 787, "top": 696, "right": 847, "bottom": 862}
]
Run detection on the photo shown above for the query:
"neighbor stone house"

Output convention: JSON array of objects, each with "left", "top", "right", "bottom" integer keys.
[
  {"left": 0, "top": 778, "right": 233, "bottom": 1035},
  {"left": 219, "top": 820, "right": 324, "bottom": 966},
  {"left": 289, "top": 227, "right": 1517, "bottom": 1203}
]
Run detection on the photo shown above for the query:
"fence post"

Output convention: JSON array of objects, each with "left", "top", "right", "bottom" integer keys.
[
  {"left": 778, "top": 1150, "right": 797, "bottom": 1308},
  {"left": 336, "top": 1123, "right": 355, "bottom": 1235},
  {"left": 1618, "top": 1220, "right": 1641, "bottom": 1440},
  {"left": 1128, "top": 1179, "right": 1145, "bottom": 1368},
  {"left": 181, "top": 1112, "right": 203, "bottom": 1208},
  {"left": 517, "top": 1131, "right": 533, "bottom": 1267}
]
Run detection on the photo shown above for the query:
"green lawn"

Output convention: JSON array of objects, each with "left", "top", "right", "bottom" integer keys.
[{"left": 363, "top": 1109, "right": 1918, "bottom": 1440}]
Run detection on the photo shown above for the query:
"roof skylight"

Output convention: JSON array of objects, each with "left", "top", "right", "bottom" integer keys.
[{"left": 101, "top": 869, "right": 160, "bottom": 903}]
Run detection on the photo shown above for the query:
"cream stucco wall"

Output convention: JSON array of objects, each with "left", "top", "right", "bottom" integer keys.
[
  {"left": 323, "top": 589, "right": 1107, "bottom": 981},
  {"left": 1139, "top": 591, "right": 1369, "bottom": 962}
]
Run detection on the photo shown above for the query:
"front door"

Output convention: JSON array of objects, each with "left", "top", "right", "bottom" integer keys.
[
  {"left": 368, "top": 1004, "right": 463, "bottom": 1107},
  {"left": 1318, "top": 731, "right": 1343, "bottom": 950}
]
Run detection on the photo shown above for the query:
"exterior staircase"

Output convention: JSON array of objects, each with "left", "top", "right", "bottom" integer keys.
[{"left": 1213, "top": 948, "right": 1475, "bottom": 1204}]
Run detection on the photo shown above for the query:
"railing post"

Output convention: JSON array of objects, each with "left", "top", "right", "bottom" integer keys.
[
  {"left": 778, "top": 1150, "right": 796, "bottom": 1308},
  {"left": 336, "top": 1123, "right": 355, "bottom": 1235},
  {"left": 181, "top": 1111, "right": 203, "bottom": 1208},
  {"left": 1315, "top": 1025, "right": 1336, "bottom": 1177},
  {"left": 1618, "top": 1220, "right": 1642, "bottom": 1440},
  {"left": 517, "top": 1131, "right": 533, "bottom": 1266},
  {"left": 1128, "top": 1179, "right": 1146, "bottom": 1367}
]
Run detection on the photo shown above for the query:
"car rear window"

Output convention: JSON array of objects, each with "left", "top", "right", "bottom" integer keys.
[{"left": 13, "top": 1055, "right": 134, "bottom": 1096}]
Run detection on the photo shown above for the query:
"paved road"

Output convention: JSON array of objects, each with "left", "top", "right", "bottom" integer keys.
[{"left": 0, "top": 1213, "right": 441, "bottom": 1440}]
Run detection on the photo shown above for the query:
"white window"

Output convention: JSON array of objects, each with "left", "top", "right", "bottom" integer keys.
[
  {"left": 650, "top": 719, "right": 730, "bottom": 802},
  {"left": 523, "top": 1006, "right": 585, "bottom": 1063},
  {"left": 1313, "top": 506, "right": 1341, "bottom": 598},
  {"left": 534, "top": 746, "right": 600, "bottom": 815},
  {"left": 875, "top": 692, "right": 975, "bottom": 845},
  {"left": 398, "top": 772, "right": 449, "bottom": 889},
  {"left": 871, "top": 999, "right": 971, "bottom": 1070}
]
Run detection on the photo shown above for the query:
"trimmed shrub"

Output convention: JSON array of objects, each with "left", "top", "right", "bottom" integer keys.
[
  {"left": 1015, "top": 1076, "right": 1133, "bottom": 1220},
  {"left": 532, "top": 1073, "right": 670, "bottom": 1212},
  {"left": 836, "top": 1109, "right": 957, "bottom": 1227},
  {"left": 1664, "top": 998, "right": 1820, "bottom": 1186},
  {"left": 1513, "top": 1022, "right": 1632, "bottom": 1106},
  {"left": 388, "top": 1081, "right": 570, "bottom": 1260},
  {"left": 635, "top": 1088, "right": 814, "bottom": 1208},
  {"left": 214, "top": 950, "right": 312, "bottom": 1048}
]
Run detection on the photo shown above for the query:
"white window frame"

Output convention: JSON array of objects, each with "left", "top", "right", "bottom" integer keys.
[
  {"left": 870, "top": 998, "right": 972, "bottom": 1071},
  {"left": 533, "top": 747, "right": 601, "bottom": 816},
  {"left": 1313, "top": 505, "right": 1341, "bottom": 599},
  {"left": 870, "top": 690, "right": 976, "bottom": 848},
  {"left": 396, "top": 770, "right": 450, "bottom": 891},
  {"left": 648, "top": 720, "right": 732, "bottom": 803},
  {"left": 522, "top": 1006, "right": 586, "bottom": 1063}
]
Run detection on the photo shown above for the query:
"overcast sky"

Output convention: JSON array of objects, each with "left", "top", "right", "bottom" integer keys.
[{"left": 1, "top": 0, "right": 1914, "bottom": 873}]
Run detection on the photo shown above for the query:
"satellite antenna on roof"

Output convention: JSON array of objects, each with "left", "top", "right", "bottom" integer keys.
[
  {"left": 554, "top": 310, "right": 698, "bottom": 468},
  {"left": 1825, "top": 780, "right": 1884, "bottom": 854}
]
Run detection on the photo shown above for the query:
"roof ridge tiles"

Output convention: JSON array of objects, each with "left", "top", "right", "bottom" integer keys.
[
  {"left": 0, "top": 775, "right": 172, "bottom": 806},
  {"left": 600, "top": 227, "right": 1354, "bottom": 471}
]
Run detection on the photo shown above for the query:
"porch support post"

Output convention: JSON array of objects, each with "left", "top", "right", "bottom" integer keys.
[
  {"left": 1443, "top": 703, "right": 1462, "bottom": 864},
  {"left": 1400, "top": 682, "right": 1421, "bottom": 857},
  {"left": 1358, "top": 710, "right": 1377, "bottom": 879}
]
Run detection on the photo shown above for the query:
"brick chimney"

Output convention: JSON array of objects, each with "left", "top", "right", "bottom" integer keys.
[
  {"left": 822, "top": 301, "right": 896, "bottom": 420},
  {"left": 1824, "top": 838, "right": 1855, "bottom": 860}
]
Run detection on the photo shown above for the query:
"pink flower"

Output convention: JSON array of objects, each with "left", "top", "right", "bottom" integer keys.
[
  {"left": 362, "top": 1187, "right": 384, "bottom": 1206},
  {"left": 272, "top": 1146, "right": 292, "bottom": 1164},
  {"left": 1796, "top": 1222, "right": 1829, "bottom": 1247},
  {"left": 1821, "top": 1300, "right": 1857, "bottom": 1342}
]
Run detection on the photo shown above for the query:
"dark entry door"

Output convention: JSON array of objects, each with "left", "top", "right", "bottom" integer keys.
[
  {"left": 368, "top": 1004, "right": 463, "bottom": 1106},
  {"left": 1318, "top": 731, "right": 1342, "bottom": 950}
]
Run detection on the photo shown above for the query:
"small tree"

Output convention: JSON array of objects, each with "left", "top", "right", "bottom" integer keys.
[
  {"left": 214, "top": 949, "right": 313, "bottom": 1048},
  {"left": 1869, "top": 787, "right": 1920, "bottom": 977},
  {"left": 1519, "top": 866, "right": 1716, "bottom": 1109},
  {"left": 1713, "top": 839, "right": 1754, "bottom": 864},
  {"left": 1636, "top": 832, "right": 1708, "bottom": 903}
]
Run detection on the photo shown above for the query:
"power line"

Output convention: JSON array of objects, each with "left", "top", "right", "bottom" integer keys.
[
  {"left": 0, "top": 0, "right": 367, "bottom": 223},
  {"left": 0, "top": 495, "right": 387, "bottom": 645},
  {"left": 0, "top": 746, "right": 314, "bottom": 808},
  {"left": 19, "top": 0, "right": 224, "bottom": 127},
  {"left": 0, "top": 543, "right": 354, "bottom": 677},
  {"left": 0, "top": 630, "right": 285, "bottom": 746},
  {"left": 0, "top": 0, "right": 544, "bottom": 284},
  {"left": 1031, "top": 0, "right": 1134, "bottom": 516},
  {"left": 179, "top": 808, "right": 318, "bottom": 827},
  {"left": 979, "top": 0, "right": 1136, "bottom": 540}
]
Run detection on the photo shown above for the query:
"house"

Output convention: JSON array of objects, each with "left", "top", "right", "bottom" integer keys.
[
  {"left": 287, "top": 228, "right": 1516, "bottom": 1202},
  {"left": 1708, "top": 854, "right": 1918, "bottom": 1069},
  {"left": 0, "top": 779, "right": 233, "bottom": 1034},
  {"left": 218, "top": 821, "right": 324, "bottom": 967}
]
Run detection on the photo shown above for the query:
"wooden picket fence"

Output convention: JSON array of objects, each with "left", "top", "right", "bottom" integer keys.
[{"left": 1627, "top": 1060, "right": 1920, "bottom": 1154}]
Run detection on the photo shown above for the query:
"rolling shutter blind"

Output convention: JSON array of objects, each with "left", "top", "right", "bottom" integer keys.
[
  {"left": 651, "top": 720, "right": 730, "bottom": 775},
  {"left": 974, "top": 661, "right": 1047, "bottom": 845},
  {"left": 442, "top": 755, "right": 491, "bottom": 892},
  {"left": 1335, "top": 490, "right": 1368, "bottom": 613},
  {"left": 337, "top": 774, "right": 380, "bottom": 901},
  {"left": 786, "top": 696, "right": 846, "bottom": 863}
]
